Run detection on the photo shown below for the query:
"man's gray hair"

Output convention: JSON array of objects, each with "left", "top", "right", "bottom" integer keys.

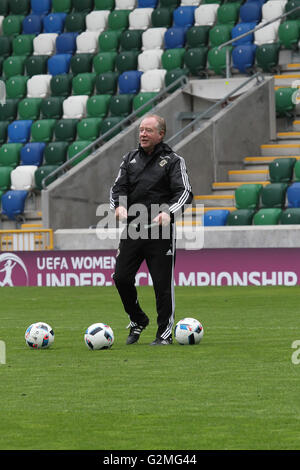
[{"left": 143, "top": 114, "right": 166, "bottom": 135}]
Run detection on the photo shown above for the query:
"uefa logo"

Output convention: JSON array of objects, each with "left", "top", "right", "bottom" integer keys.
[{"left": 0, "top": 253, "right": 29, "bottom": 287}]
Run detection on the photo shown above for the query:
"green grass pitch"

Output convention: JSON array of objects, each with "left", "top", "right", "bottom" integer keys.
[{"left": 0, "top": 285, "right": 300, "bottom": 450}]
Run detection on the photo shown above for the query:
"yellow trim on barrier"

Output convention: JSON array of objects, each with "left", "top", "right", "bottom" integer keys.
[{"left": 0, "top": 229, "right": 53, "bottom": 251}]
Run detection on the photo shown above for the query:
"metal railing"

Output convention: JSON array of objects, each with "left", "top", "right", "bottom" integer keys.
[
  {"left": 41, "top": 74, "right": 189, "bottom": 189},
  {"left": 0, "top": 228, "right": 54, "bottom": 251},
  {"left": 218, "top": 5, "right": 300, "bottom": 78}
]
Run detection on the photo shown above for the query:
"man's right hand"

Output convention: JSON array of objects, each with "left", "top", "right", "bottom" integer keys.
[{"left": 115, "top": 206, "right": 128, "bottom": 222}]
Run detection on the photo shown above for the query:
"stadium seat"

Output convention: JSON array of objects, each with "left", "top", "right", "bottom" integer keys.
[
  {"left": 52, "top": 0, "right": 71, "bottom": 13},
  {"left": 86, "top": 10, "right": 110, "bottom": 33},
  {"left": 208, "top": 46, "right": 233, "bottom": 76},
  {"left": 0, "top": 0, "right": 8, "bottom": 15},
  {"left": 65, "top": 12, "right": 87, "bottom": 33},
  {"left": 73, "top": 0, "right": 94, "bottom": 13},
  {"left": 217, "top": 3, "right": 240, "bottom": 27},
  {"left": 100, "top": 116, "right": 124, "bottom": 141},
  {"left": 62, "top": 95, "right": 89, "bottom": 119},
  {"left": 269, "top": 157, "right": 296, "bottom": 183},
  {"left": 173, "top": 6, "right": 196, "bottom": 28},
  {"left": 2, "top": 15, "right": 24, "bottom": 37},
  {"left": 98, "top": 30, "right": 121, "bottom": 52},
  {"left": 86, "top": 95, "right": 111, "bottom": 118},
  {"left": 0, "top": 35, "right": 12, "bottom": 58},
  {"left": 43, "top": 12, "right": 67, "bottom": 34},
  {"left": 231, "top": 22, "right": 256, "bottom": 46},
  {"left": 116, "top": 50, "right": 139, "bottom": 73},
  {"left": 56, "top": 32, "right": 78, "bottom": 55},
  {"left": 20, "top": 142, "right": 45, "bottom": 166},
  {"left": 67, "top": 140, "right": 92, "bottom": 166},
  {"left": 184, "top": 46, "right": 208, "bottom": 75},
  {"left": 22, "top": 14, "right": 43, "bottom": 35},
  {"left": 44, "top": 141, "right": 69, "bottom": 165},
  {"left": 164, "top": 26, "right": 187, "bottom": 49},
  {"left": 226, "top": 209, "right": 256, "bottom": 225},
  {"left": 31, "top": 119, "right": 56, "bottom": 142},
  {"left": 194, "top": 4, "right": 219, "bottom": 26},
  {"left": 12, "top": 34, "right": 35, "bottom": 56},
  {"left": 115, "top": 0, "right": 136, "bottom": 9},
  {"left": 285, "top": 0, "right": 300, "bottom": 20},
  {"left": 3, "top": 55, "right": 26, "bottom": 79},
  {"left": 0, "top": 121, "right": 9, "bottom": 144},
  {"left": 209, "top": 24, "right": 232, "bottom": 48},
  {"left": 109, "top": 94, "right": 134, "bottom": 117},
  {"left": 8, "top": 120, "right": 32, "bottom": 143},
  {"left": 138, "top": 49, "right": 163, "bottom": 71},
  {"left": 94, "top": 0, "right": 115, "bottom": 10},
  {"left": 133, "top": 91, "right": 158, "bottom": 116},
  {"left": 278, "top": 20, "right": 300, "bottom": 49},
  {"left": 253, "top": 208, "right": 282, "bottom": 225},
  {"left": 262, "top": 0, "right": 286, "bottom": 21},
  {"left": 40, "top": 97, "right": 64, "bottom": 120},
  {"left": 72, "top": 72, "right": 96, "bottom": 96},
  {"left": 76, "top": 31, "right": 99, "bottom": 54},
  {"left": 162, "top": 48, "right": 185, "bottom": 70},
  {"left": 0, "top": 99, "right": 18, "bottom": 121},
  {"left": 142, "top": 27, "right": 166, "bottom": 50},
  {"left": 140, "top": 69, "right": 166, "bottom": 92},
  {"left": 186, "top": 25, "right": 210, "bottom": 48},
  {"left": 0, "top": 166, "right": 12, "bottom": 191},
  {"left": 255, "top": 43, "right": 280, "bottom": 73},
  {"left": 254, "top": 21, "right": 280, "bottom": 45},
  {"left": 34, "top": 164, "right": 59, "bottom": 190},
  {"left": 0, "top": 143, "right": 22, "bottom": 168},
  {"left": 294, "top": 160, "right": 300, "bottom": 181},
  {"left": 47, "top": 53, "right": 72, "bottom": 76},
  {"left": 10, "top": 0, "right": 30, "bottom": 15},
  {"left": 95, "top": 71, "right": 119, "bottom": 95},
  {"left": 232, "top": 44, "right": 257, "bottom": 74},
  {"left": 138, "top": 0, "right": 158, "bottom": 7},
  {"left": 287, "top": 182, "right": 300, "bottom": 207},
  {"left": 118, "top": 70, "right": 143, "bottom": 94},
  {"left": 160, "top": 0, "right": 180, "bottom": 6},
  {"left": 204, "top": 209, "right": 230, "bottom": 226},
  {"left": 108, "top": 10, "right": 130, "bottom": 31},
  {"left": 164, "top": 68, "right": 188, "bottom": 91},
  {"left": 18, "top": 97, "right": 42, "bottom": 120},
  {"left": 50, "top": 73, "right": 73, "bottom": 97},
  {"left": 151, "top": 7, "right": 174, "bottom": 28},
  {"left": 235, "top": 183, "right": 262, "bottom": 210},
  {"left": 1, "top": 189, "right": 29, "bottom": 220},
  {"left": 121, "top": 29, "right": 143, "bottom": 51},
  {"left": 93, "top": 52, "right": 117, "bottom": 74},
  {"left": 129, "top": 8, "right": 153, "bottom": 29},
  {"left": 76, "top": 118, "right": 102, "bottom": 141},
  {"left": 31, "top": 0, "right": 51, "bottom": 15},
  {"left": 27, "top": 74, "right": 52, "bottom": 98},
  {"left": 54, "top": 119, "right": 79, "bottom": 142},
  {"left": 25, "top": 55, "right": 49, "bottom": 76},
  {"left": 10, "top": 165, "right": 37, "bottom": 190},
  {"left": 280, "top": 207, "right": 300, "bottom": 224},
  {"left": 33, "top": 33, "right": 58, "bottom": 56},
  {"left": 239, "top": 1, "right": 262, "bottom": 24},
  {"left": 260, "top": 183, "right": 288, "bottom": 209},
  {"left": 180, "top": 0, "right": 199, "bottom": 5},
  {"left": 71, "top": 53, "right": 94, "bottom": 74}
]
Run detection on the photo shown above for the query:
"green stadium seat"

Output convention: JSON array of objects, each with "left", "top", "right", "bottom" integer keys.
[
  {"left": 2, "top": 15, "right": 25, "bottom": 37},
  {"left": 285, "top": 0, "right": 300, "bottom": 21},
  {"left": 0, "top": 0, "right": 9, "bottom": 15},
  {"left": 275, "top": 87, "right": 297, "bottom": 116},
  {"left": 0, "top": 121, "right": 9, "bottom": 143},
  {"left": 253, "top": 208, "right": 282, "bottom": 225},
  {"left": 6, "top": 76, "right": 28, "bottom": 99},
  {"left": 18, "top": 97, "right": 43, "bottom": 120},
  {"left": 160, "top": 0, "right": 179, "bottom": 7},
  {"left": 54, "top": 119, "right": 79, "bottom": 142},
  {"left": 0, "top": 143, "right": 22, "bottom": 167},
  {"left": 40, "top": 96, "right": 64, "bottom": 119},
  {"left": 52, "top": 0, "right": 72, "bottom": 13},
  {"left": 44, "top": 141, "right": 69, "bottom": 165},
  {"left": 10, "top": 0, "right": 30, "bottom": 15},
  {"left": 67, "top": 140, "right": 92, "bottom": 166},
  {"left": 25, "top": 55, "right": 49, "bottom": 76},
  {"left": 100, "top": 116, "right": 124, "bottom": 141},
  {"left": 294, "top": 160, "right": 300, "bottom": 181},
  {"left": 50, "top": 73, "right": 73, "bottom": 97},
  {"left": 71, "top": 53, "right": 94, "bottom": 75},
  {"left": 184, "top": 47, "right": 208, "bottom": 76},
  {"left": 3, "top": 55, "right": 26, "bottom": 79},
  {"left": 151, "top": 7, "right": 174, "bottom": 28},
  {"left": 109, "top": 94, "right": 133, "bottom": 117},
  {"left": 86, "top": 95, "right": 111, "bottom": 118},
  {"left": 73, "top": 0, "right": 93, "bottom": 13},
  {"left": 95, "top": 72, "right": 119, "bottom": 95},
  {"left": 94, "top": 0, "right": 115, "bottom": 10},
  {"left": 0, "top": 36, "right": 12, "bottom": 57},
  {"left": 93, "top": 52, "right": 117, "bottom": 74},
  {"left": 108, "top": 10, "right": 130, "bottom": 31},
  {"left": 76, "top": 118, "right": 102, "bottom": 141},
  {"left": 209, "top": 24, "right": 232, "bottom": 47},
  {"left": 186, "top": 25, "right": 210, "bottom": 48},
  {"left": 120, "top": 29, "right": 143, "bottom": 51},
  {"left": 235, "top": 183, "right": 262, "bottom": 210},
  {"left": 280, "top": 208, "right": 300, "bottom": 224},
  {"left": 31, "top": 119, "right": 56, "bottom": 142},
  {"left": 255, "top": 43, "right": 280, "bottom": 73},
  {"left": 260, "top": 183, "right": 288, "bottom": 209},
  {"left": 161, "top": 48, "right": 185, "bottom": 71},
  {"left": 72, "top": 72, "right": 96, "bottom": 96},
  {"left": 98, "top": 30, "right": 122, "bottom": 52},
  {"left": 217, "top": 3, "right": 240, "bottom": 26},
  {"left": 133, "top": 92, "right": 158, "bottom": 117},
  {"left": 0, "top": 166, "right": 12, "bottom": 191},
  {"left": 116, "top": 51, "right": 139, "bottom": 74},
  {"left": 12, "top": 34, "right": 35, "bottom": 56},
  {"left": 227, "top": 209, "right": 256, "bottom": 226},
  {"left": 0, "top": 99, "right": 19, "bottom": 121},
  {"left": 165, "top": 68, "right": 188, "bottom": 91},
  {"left": 278, "top": 20, "right": 300, "bottom": 49},
  {"left": 208, "top": 46, "right": 233, "bottom": 76},
  {"left": 34, "top": 164, "right": 60, "bottom": 190},
  {"left": 65, "top": 12, "right": 87, "bottom": 33},
  {"left": 269, "top": 157, "right": 296, "bottom": 183}
]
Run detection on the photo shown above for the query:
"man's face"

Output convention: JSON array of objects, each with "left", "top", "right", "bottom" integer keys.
[{"left": 139, "top": 117, "right": 164, "bottom": 154}]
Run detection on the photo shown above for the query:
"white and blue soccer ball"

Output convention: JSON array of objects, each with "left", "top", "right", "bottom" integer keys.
[
  {"left": 84, "top": 323, "right": 114, "bottom": 350},
  {"left": 174, "top": 318, "right": 204, "bottom": 345},
  {"left": 25, "top": 322, "right": 55, "bottom": 349}
]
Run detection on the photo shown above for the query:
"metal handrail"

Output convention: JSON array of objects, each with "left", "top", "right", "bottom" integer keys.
[
  {"left": 41, "top": 74, "right": 189, "bottom": 189},
  {"left": 218, "top": 5, "right": 300, "bottom": 78},
  {"left": 167, "top": 72, "right": 264, "bottom": 147}
]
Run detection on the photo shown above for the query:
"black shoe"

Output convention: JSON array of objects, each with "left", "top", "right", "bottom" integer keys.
[
  {"left": 126, "top": 319, "right": 149, "bottom": 345},
  {"left": 150, "top": 337, "right": 172, "bottom": 346}
]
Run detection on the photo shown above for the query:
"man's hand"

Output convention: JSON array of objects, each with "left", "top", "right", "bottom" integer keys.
[
  {"left": 153, "top": 211, "right": 171, "bottom": 227},
  {"left": 115, "top": 206, "right": 128, "bottom": 222}
]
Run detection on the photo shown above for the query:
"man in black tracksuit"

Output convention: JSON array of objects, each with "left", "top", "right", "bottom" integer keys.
[{"left": 110, "top": 114, "right": 193, "bottom": 345}]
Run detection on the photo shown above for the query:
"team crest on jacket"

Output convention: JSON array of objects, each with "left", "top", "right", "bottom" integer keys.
[{"left": 159, "top": 158, "right": 168, "bottom": 167}]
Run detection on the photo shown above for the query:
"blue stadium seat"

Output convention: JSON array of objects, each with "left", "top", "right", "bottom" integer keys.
[
  {"left": 164, "top": 27, "right": 187, "bottom": 49},
  {"left": 137, "top": 0, "right": 158, "bottom": 7},
  {"left": 287, "top": 182, "right": 300, "bottom": 208},
  {"left": 31, "top": 0, "right": 52, "bottom": 15},
  {"left": 43, "top": 13, "right": 67, "bottom": 34},
  {"left": 232, "top": 44, "right": 257, "bottom": 74},
  {"left": 231, "top": 22, "right": 256, "bottom": 45},
  {"left": 48, "top": 54, "right": 72, "bottom": 75},
  {"left": 204, "top": 209, "right": 230, "bottom": 226},
  {"left": 1, "top": 190, "right": 29, "bottom": 220},
  {"left": 22, "top": 14, "right": 43, "bottom": 34},
  {"left": 239, "top": 1, "right": 262, "bottom": 24},
  {"left": 173, "top": 6, "right": 196, "bottom": 28},
  {"left": 118, "top": 70, "right": 143, "bottom": 94},
  {"left": 20, "top": 142, "right": 46, "bottom": 166},
  {"left": 8, "top": 120, "right": 33, "bottom": 143},
  {"left": 56, "top": 32, "right": 78, "bottom": 55}
]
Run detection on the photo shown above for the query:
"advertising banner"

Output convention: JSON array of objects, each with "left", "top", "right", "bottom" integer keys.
[{"left": 0, "top": 248, "right": 300, "bottom": 287}]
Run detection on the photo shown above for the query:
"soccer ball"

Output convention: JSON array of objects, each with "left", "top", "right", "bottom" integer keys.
[
  {"left": 174, "top": 318, "right": 204, "bottom": 345},
  {"left": 25, "top": 322, "right": 55, "bottom": 349},
  {"left": 84, "top": 323, "right": 114, "bottom": 350}
]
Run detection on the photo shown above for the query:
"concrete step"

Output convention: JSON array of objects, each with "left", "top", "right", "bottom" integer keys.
[
  {"left": 277, "top": 131, "right": 300, "bottom": 140},
  {"left": 282, "top": 63, "right": 300, "bottom": 72},
  {"left": 212, "top": 181, "right": 269, "bottom": 191},
  {"left": 228, "top": 169, "right": 269, "bottom": 181},
  {"left": 244, "top": 155, "right": 300, "bottom": 166},
  {"left": 194, "top": 194, "right": 235, "bottom": 206},
  {"left": 293, "top": 120, "right": 300, "bottom": 131},
  {"left": 260, "top": 143, "right": 300, "bottom": 156},
  {"left": 274, "top": 73, "right": 300, "bottom": 86}
]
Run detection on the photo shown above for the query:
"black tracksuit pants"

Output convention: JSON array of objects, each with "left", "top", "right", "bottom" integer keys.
[{"left": 113, "top": 224, "right": 176, "bottom": 340}]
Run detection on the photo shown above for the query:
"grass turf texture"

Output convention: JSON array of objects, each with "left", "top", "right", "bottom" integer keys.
[{"left": 0, "top": 285, "right": 300, "bottom": 450}]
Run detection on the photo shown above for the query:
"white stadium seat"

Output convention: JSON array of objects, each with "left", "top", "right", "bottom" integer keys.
[
  {"left": 10, "top": 165, "right": 38, "bottom": 191},
  {"left": 254, "top": 20, "right": 280, "bottom": 45},
  {"left": 140, "top": 69, "right": 167, "bottom": 92},
  {"left": 76, "top": 31, "right": 99, "bottom": 54},
  {"left": 33, "top": 33, "right": 58, "bottom": 55},
  {"left": 129, "top": 8, "right": 153, "bottom": 30},
  {"left": 62, "top": 95, "right": 89, "bottom": 119},
  {"left": 262, "top": 0, "right": 286, "bottom": 21},
  {"left": 115, "top": 0, "right": 136, "bottom": 9},
  {"left": 194, "top": 4, "right": 219, "bottom": 26},
  {"left": 142, "top": 28, "right": 166, "bottom": 50},
  {"left": 85, "top": 10, "right": 110, "bottom": 33},
  {"left": 138, "top": 49, "right": 163, "bottom": 71},
  {"left": 27, "top": 75, "right": 52, "bottom": 98}
]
